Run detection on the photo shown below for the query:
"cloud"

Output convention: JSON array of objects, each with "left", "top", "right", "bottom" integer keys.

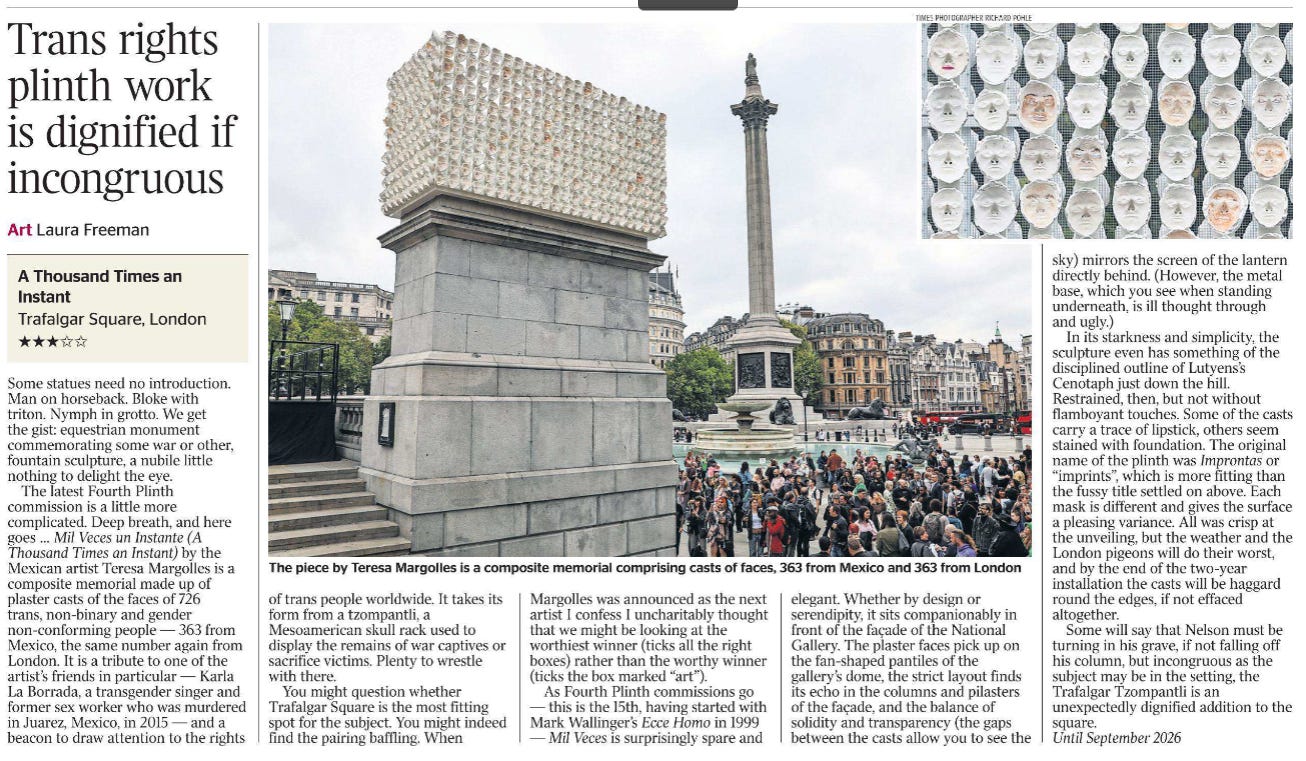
[{"left": 269, "top": 23, "right": 1032, "bottom": 346}]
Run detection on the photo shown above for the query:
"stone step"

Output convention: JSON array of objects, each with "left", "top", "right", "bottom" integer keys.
[
  {"left": 268, "top": 478, "right": 367, "bottom": 500},
  {"left": 270, "top": 536, "right": 413, "bottom": 557},
  {"left": 268, "top": 520, "right": 400, "bottom": 551},
  {"left": 267, "top": 505, "right": 389, "bottom": 533},
  {"left": 269, "top": 492, "right": 375, "bottom": 515},
  {"left": 268, "top": 461, "right": 358, "bottom": 485}
]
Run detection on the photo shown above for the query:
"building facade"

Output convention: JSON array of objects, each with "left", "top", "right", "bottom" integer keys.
[
  {"left": 647, "top": 269, "right": 686, "bottom": 368},
  {"left": 269, "top": 270, "right": 394, "bottom": 343},
  {"left": 805, "top": 313, "right": 889, "bottom": 416},
  {"left": 683, "top": 314, "right": 746, "bottom": 364}
]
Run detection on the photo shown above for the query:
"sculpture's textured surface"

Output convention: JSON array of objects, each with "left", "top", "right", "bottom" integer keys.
[{"left": 382, "top": 31, "right": 668, "bottom": 238}]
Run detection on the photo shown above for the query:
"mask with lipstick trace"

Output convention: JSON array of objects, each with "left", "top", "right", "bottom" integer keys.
[
  {"left": 976, "top": 134, "right": 1017, "bottom": 180},
  {"left": 925, "top": 81, "right": 968, "bottom": 133},
  {"left": 1204, "top": 185, "right": 1247, "bottom": 233},
  {"left": 1066, "top": 30, "right": 1110, "bottom": 77},
  {"left": 1160, "top": 184, "right": 1197, "bottom": 230},
  {"left": 1112, "top": 33, "right": 1148, "bottom": 80},
  {"left": 928, "top": 28, "right": 970, "bottom": 80},
  {"left": 1112, "top": 132, "right": 1151, "bottom": 180},
  {"left": 1020, "top": 180, "right": 1062, "bottom": 228},
  {"left": 1018, "top": 80, "right": 1060, "bottom": 134},
  {"left": 1203, "top": 83, "right": 1243, "bottom": 130},
  {"left": 928, "top": 133, "right": 970, "bottom": 183},
  {"left": 976, "top": 31, "right": 1020, "bottom": 85},
  {"left": 1158, "top": 80, "right": 1195, "bottom": 126},
  {"left": 972, "top": 182, "right": 1017, "bottom": 234},
  {"left": 1113, "top": 180, "right": 1152, "bottom": 231},
  {"left": 1157, "top": 30, "right": 1196, "bottom": 79},
  {"left": 1110, "top": 80, "right": 1150, "bottom": 131},
  {"left": 1067, "top": 134, "right": 1107, "bottom": 181},
  {"left": 1019, "top": 134, "right": 1061, "bottom": 181},
  {"left": 1066, "top": 188, "right": 1105, "bottom": 237}
]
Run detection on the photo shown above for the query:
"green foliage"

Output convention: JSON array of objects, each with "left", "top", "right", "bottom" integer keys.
[
  {"left": 268, "top": 300, "right": 377, "bottom": 394},
  {"left": 665, "top": 347, "right": 733, "bottom": 419},
  {"left": 781, "top": 319, "right": 822, "bottom": 407},
  {"left": 373, "top": 334, "right": 392, "bottom": 365}
]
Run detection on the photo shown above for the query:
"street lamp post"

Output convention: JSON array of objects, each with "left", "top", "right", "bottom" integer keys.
[{"left": 275, "top": 298, "right": 297, "bottom": 398}]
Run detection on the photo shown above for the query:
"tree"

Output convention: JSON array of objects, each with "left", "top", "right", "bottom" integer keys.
[
  {"left": 268, "top": 300, "right": 377, "bottom": 395},
  {"left": 372, "top": 334, "right": 392, "bottom": 365},
  {"left": 664, "top": 347, "right": 733, "bottom": 419},
  {"left": 781, "top": 319, "right": 822, "bottom": 408}
]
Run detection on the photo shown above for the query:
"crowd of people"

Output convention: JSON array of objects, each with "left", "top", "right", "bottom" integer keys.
[{"left": 674, "top": 443, "right": 1033, "bottom": 559}]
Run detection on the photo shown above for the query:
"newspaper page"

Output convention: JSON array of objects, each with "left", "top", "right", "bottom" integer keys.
[{"left": 1, "top": 2, "right": 1300, "bottom": 760}]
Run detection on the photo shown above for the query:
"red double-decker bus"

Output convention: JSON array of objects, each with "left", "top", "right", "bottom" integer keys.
[
  {"left": 1014, "top": 410, "right": 1032, "bottom": 435},
  {"left": 913, "top": 410, "right": 969, "bottom": 426}
]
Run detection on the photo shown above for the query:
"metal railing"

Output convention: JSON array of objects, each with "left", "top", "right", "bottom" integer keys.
[{"left": 269, "top": 340, "right": 339, "bottom": 402}]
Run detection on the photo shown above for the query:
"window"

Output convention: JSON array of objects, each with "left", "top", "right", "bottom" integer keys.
[
  {"left": 844, "top": 389, "right": 856, "bottom": 403},
  {"left": 842, "top": 356, "right": 854, "bottom": 368},
  {"left": 876, "top": 371, "right": 885, "bottom": 384},
  {"left": 298, "top": 290, "right": 308, "bottom": 298},
  {"left": 352, "top": 293, "right": 360, "bottom": 303},
  {"left": 828, "top": 373, "right": 835, "bottom": 384},
  {"left": 333, "top": 306, "right": 342, "bottom": 316},
  {"left": 827, "top": 357, "right": 835, "bottom": 369},
  {"left": 316, "top": 290, "right": 326, "bottom": 300},
  {"left": 350, "top": 308, "right": 359, "bottom": 317},
  {"left": 365, "top": 327, "right": 374, "bottom": 336},
  {"left": 335, "top": 292, "right": 343, "bottom": 302},
  {"left": 843, "top": 372, "right": 855, "bottom": 384}
]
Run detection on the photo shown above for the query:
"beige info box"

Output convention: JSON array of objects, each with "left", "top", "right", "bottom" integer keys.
[{"left": 8, "top": 254, "right": 248, "bottom": 363}]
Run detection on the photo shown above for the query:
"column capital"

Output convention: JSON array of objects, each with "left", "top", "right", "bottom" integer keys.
[{"left": 731, "top": 98, "right": 779, "bottom": 129}]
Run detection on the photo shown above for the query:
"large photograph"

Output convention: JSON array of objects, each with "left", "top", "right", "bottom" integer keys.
[{"left": 267, "top": 24, "right": 1033, "bottom": 558}]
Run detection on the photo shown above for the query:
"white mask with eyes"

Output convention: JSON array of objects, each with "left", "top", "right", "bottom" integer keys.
[
  {"left": 927, "top": 133, "right": 969, "bottom": 183},
  {"left": 1112, "top": 132, "right": 1151, "bottom": 180},
  {"left": 1067, "top": 134, "right": 1108, "bottom": 181},
  {"left": 1249, "top": 135, "right": 1291, "bottom": 178},
  {"left": 1204, "top": 185, "right": 1247, "bottom": 233},
  {"left": 972, "top": 182, "right": 1017, "bottom": 234},
  {"left": 1023, "top": 35, "right": 1061, "bottom": 79},
  {"left": 925, "top": 81, "right": 968, "bottom": 133},
  {"left": 1157, "top": 30, "right": 1196, "bottom": 79},
  {"left": 930, "top": 187, "right": 965, "bottom": 231},
  {"left": 1020, "top": 180, "right": 1062, "bottom": 228},
  {"left": 1202, "top": 83, "right": 1243, "bottom": 130},
  {"left": 1159, "top": 133, "right": 1197, "bottom": 181},
  {"left": 1066, "top": 30, "right": 1109, "bottom": 77},
  {"left": 1017, "top": 80, "right": 1060, "bottom": 134},
  {"left": 1252, "top": 77, "right": 1292, "bottom": 129},
  {"left": 1248, "top": 34, "right": 1287, "bottom": 77},
  {"left": 1158, "top": 80, "right": 1196, "bottom": 126},
  {"left": 1201, "top": 35, "right": 1242, "bottom": 78},
  {"left": 1110, "top": 80, "right": 1150, "bottom": 131},
  {"left": 1019, "top": 134, "right": 1061, "bottom": 181},
  {"left": 928, "top": 28, "right": 970, "bottom": 80},
  {"left": 1160, "top": 184, "right": 1197, "bottom": 230},
  {"left": 1066, "top": 188, "right": 1105, "bottom": 236},
  {"left": 1202, "top": 132, "right": 1241, "bottom": 179},
  {"left": 976, "top": 31, "right": 1020, "bottom": 85},
  {"left": 972, "top": 89, "right": 1010, "bottom": 132},
  {"left": 1112, "top": 33, "right": 1149, "bottom": 80},
  {"left": 1112, "top": 180, "right": 1151, "bottom": 231},
  {"left": 975, "top": 135, "right": 1017, "bottom": 180},
  {"left": 1066, "top": 83, "right": 1108, "bottom": 129},
  {"left": 1251, "top": 185, "right": 1288, "bottom": 227}
]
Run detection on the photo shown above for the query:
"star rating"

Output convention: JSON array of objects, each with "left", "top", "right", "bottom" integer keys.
[{"left": 17, "top": 335, "right": 86, "bottom": 349}]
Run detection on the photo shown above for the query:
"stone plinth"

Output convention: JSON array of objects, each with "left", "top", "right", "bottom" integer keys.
[{"left": 360, "top": 195, "right": 677, "bottom": 556}]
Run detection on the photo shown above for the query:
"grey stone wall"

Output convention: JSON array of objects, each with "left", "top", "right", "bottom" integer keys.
[{"left": 360, "top": 196, "right": 678, "bottom": 557}]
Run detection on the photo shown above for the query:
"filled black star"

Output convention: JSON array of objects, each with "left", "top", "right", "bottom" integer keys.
[
  {"left": 47, "top": 336, "right": 60, "bottom": 348},
  {"left": 33, "top": 336, "right": 44, "bottom": 347},
  {"left": 19, "top": 336, "right": 30, "bottom": 347}
]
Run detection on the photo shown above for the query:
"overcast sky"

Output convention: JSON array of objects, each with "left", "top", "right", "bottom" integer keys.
[{"left": 270, "top": 23, "right": 1032, "bottom": 342}]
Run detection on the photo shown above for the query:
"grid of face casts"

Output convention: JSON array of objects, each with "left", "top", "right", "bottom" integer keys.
[{"left": 922, "top": 23, "right": 1293, "bottom": 239}]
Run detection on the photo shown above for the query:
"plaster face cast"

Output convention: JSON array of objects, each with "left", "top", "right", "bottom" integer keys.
[
  {"left": 1202, "top": 132, "right": 1242, "bottom": 179},
  {"left": 1158, "top": 80, "right": 1196, "bottom": 127},
  {"left": 972, "top": 90, "right": 1010, "bottom": 132},
  {"left": 976, "top": 135, "right": 1017, "bottom": 180},
  {"left": 1251, "top": 185, "right": 1289, "bottom": 227},
  {"left": 1159, "top": 134, "right": 1198, "bottom": 181},
  {"left": 1020, "top": 134, "right": 1061, "bottom": 181},
  {"left": 1020, "top": 180, "right": 1062, "bottom": 228},
  {"left": 1066, "top": 189, "right": 1106, "bottom": 237},
  {"left": 1252, "top": 77, "right": 1292, "bottom": 129},
  {"left": 1204, "top": 185, "right": 1247, "bottom": 233},
  {"left": 1066, "top": 30, "right": 1110, "bottom": 77},
  {"left": 1157, "top": 30, "right": 1196, "bottom": 79},
  {"left": 925, "top": 82, "right": 968, "bottom": 133},
  {"left": 976, "top": 32, "right": 1020, "bottom": 85},
  {"left": 1067, "top": 83, "right": 1108, "bottom": 129},
  {"left": 1116, "top": 23, "right": 1142, "bottom": 34},
  {"left": 972, "top": 182, "right": 1017, "bottom": 234},
  {"left": 1018, "top": 81, "right": 1060, "bottom": 134},
  {"left": 1112, "top": 181, "right": 1152, "bottom": 231},
  {"left": 1112, "top": 34, "right": 1149, "bottom": 80},
  {"left": 1165, "top": 229, "right": 1197, "bottom": 238},
  {"left": 1201, "top": 34, "right": 1242, "bottom": 78},
  {"left": 1026, "top": 23, "right": 1058, "bottom": 34},
  {"left": 930, "top": 188, "right": 965, "bottom": 231},
  {"left": 1250, "top": 135, "right": 1290, "bottom": 178},
  {"left": 1112, "top": 132, "right": 1151, "bottom": 180},
  {"left": 1110, "top": 81, "right": 1150, "bottom": 131},
  {"left": 1023, "top": 35, "right": 1061, "bottom": 79},
  {"left": 1203, "top": 83, "right": 1244, "bottom": 130},
  {"left": 1249, "top": 34, "right": 1287, "bottom": 77},
  {"left": 928, "top": 29, "right": 970, "bottom": 80},
  {"left": 927, "top": 133, "right": 969, "bottom": 183},
  {"left": 1067, "top": 135, "right": 1108, "bottom": 181},
  {"left": 1160, "top": 185, "right": 1197, "bottom": 230}
]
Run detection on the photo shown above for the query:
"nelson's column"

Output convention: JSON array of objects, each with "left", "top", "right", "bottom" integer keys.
[{"left": 721, "top": 54, "right": 813, "bottom": 421}]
